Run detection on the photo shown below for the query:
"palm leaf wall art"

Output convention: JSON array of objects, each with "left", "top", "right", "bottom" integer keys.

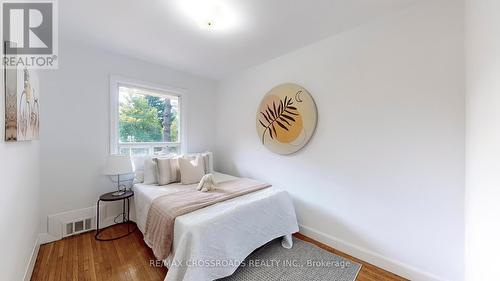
[
  {"left": 256, "top": 83, "right": 318, "bottom": 155},
  {"left": 258, "top": 95, "right": 299, "bottom": 144}
]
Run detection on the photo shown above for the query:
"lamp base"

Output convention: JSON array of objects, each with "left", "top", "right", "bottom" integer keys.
[{"left": 112, "top": 190, "right": 126, "bottom": 196}]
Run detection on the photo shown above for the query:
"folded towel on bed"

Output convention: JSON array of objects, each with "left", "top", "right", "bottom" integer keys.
[{"left": 144, "top": 178, "right": 271, "bottom": 260}]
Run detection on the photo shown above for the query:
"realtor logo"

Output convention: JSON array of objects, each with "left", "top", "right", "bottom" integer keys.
[{"left": 1, "top": 0, "right": 58, "bottom": 69}]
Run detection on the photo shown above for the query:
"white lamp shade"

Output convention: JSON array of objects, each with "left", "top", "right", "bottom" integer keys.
[{"left": 104, "top": 155, "right": 134, "bottom": 175}]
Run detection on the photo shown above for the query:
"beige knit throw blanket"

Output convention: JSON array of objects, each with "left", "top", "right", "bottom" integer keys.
[{"left": 144, "top": 178, "right": 271, "bottom": 260}]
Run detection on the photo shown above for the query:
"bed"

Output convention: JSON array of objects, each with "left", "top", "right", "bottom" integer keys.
[{"left": 133, "top": 172, "right": 299, "bottom": 281}]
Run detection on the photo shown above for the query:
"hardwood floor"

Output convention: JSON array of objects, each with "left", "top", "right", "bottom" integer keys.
[
  {"left": 31, "top": 224, "right": 407, "bottom": 281},
  {"left": 31, "top": 224, "right": 167, "bottom": 281}
]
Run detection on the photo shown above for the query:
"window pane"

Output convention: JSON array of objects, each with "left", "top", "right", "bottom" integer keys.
[
  {"left": 131, "top": 147, "right": 149, "bottom": 156},
  {"left": 152, "top": 146, "right": 180, "bottom": 155},
  {"left": 119, "top": 147, "right": 131, "bottom": 155},
  {"left": 153, "top": 147, "right": 165, "bottom": 154},
  {"left": 119, "top": 86, "right": 180, "bottom": 143},
  {"left": 165, "top": 146, "right": 180, "bottom": 154}
]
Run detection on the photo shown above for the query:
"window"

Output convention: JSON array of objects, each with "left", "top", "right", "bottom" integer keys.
[{"left": 110, "top": 76, "right": 185, "bottom": 156}]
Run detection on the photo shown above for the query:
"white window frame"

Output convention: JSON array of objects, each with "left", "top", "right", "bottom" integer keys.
[{"left": 109, "top": 75, "right": 187, "bottom": 155}]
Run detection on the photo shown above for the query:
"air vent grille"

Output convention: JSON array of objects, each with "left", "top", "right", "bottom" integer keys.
[
  {"left": 66, "top": 223, "right": 73, "bottom": 236},
  {"left": 85, "top": 218, "right": 91, "bottom": 230},
  {"left": 63, "top": 217, "right": 93, "bottom": 237}
]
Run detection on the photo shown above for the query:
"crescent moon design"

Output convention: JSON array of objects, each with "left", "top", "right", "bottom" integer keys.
[{"left": 295, "top": 90, "right": 304, "bottom": 102}]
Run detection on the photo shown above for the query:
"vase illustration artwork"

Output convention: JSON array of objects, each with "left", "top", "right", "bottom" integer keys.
[
  {"left": 4, "top": 67, "right": 40, "bottom": 141},
  {"left": 256, "top": 83, "right": 317, "bottom": 155}
]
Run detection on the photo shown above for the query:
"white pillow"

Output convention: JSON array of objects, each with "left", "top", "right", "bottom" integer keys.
[
  {"left": 131, "top": 156, "right": 146, "bottom": 183},
  {"left": 201, "top": 151, "right": 214, "bottom": 173},
  {"left": 185, "top": 152, "right": 214, "bottom": 174},
  {"left": 179, "top": 155, "right": 206, "bottom": 185},
  {"left": 132, "top": 155, "right": 146, "bottom": 171},
  {"left": 143, "top": 157, "right": 158, "bottom": 185},
  {"left": 155, "top": 157, "right": 177, "bottom": 185},
  {"left": 170, "top": 156, "right": 181, "bottom": 182},
  {"left": 134, "top": 170, "right": 145, "bottom": 183}
]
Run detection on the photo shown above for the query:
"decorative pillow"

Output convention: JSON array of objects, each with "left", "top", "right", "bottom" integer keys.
[
  {"left": 143, "top": 157, "right": 158, "bottom": 185},
  {"left": 132, "top": 155, "right": 146, "bottom": 171},
  {"left": 201, "top": 152, "right": 214, "bottom": 173},
  {"left": 134, "top": 170, "right": 145, "bottom": 183},
  {"left": 179, "top": 155, "right": 206, "bottom": 185},
  {"left": 184, "top": 152, "right": 214, "bottom": 174},
  {"left": 170, "top": 156, "right": 181, "bottom": 182},
  {"left": 131, "top": 156, "right": 146, "bottom": 183},
  {"left": 155, "top": 157, "right": 177, "bottom": 185}
]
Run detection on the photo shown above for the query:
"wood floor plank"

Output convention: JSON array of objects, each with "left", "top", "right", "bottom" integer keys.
[{"left": 31, "top": 224, "right": 405, "bottom": 281}]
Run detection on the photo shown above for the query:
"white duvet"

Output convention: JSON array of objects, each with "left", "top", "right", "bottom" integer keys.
[{"left": 133, "top": 172, "right": 299, "bottom": 281}]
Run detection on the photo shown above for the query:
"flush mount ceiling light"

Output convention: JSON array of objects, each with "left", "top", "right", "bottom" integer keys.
[{"left": 178, "top": 0, "right": 239, "bottom": 31}]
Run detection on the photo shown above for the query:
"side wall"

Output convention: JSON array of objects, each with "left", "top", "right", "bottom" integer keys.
[
  {"left": 0, "top": 54, "right": 41, "bottom": 280},
  {"left": 215, "top": 1, "right": 464, "bottom": 280},
  {"left": 465, "top": 0, "right": 500, "bottom": 280},
  {"left": 38, "top": 39, "right": 218, "bottom": 236}
]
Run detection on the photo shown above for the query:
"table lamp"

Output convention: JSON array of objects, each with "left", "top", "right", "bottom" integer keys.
[{"left": 104, "top": 155, "right": 134, "bottom": 196}]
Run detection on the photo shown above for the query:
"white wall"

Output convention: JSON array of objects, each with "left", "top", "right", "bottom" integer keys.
[
  {"left": 465, "top": 1, "right": 500, "bottom": 280},
  {"left": 38, "top": 39, "right": 218, "bottom": 235},
  {"left": 0, "top": 71, "right": 41, "bottom": 279},
  {"left": 215, "top": 1, "right": 464, "bottom": 280}
]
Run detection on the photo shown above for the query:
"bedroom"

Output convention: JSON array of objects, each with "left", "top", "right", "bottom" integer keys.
[{"left": 0, "top": 0, "right": 497, "bottom": 280}]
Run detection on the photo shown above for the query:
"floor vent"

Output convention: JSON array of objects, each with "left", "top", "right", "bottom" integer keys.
[{"left": 63, "top": 217, "right": 93, "bottom": 237}]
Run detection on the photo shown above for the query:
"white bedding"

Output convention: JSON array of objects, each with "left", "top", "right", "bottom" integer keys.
[{"left": 133, "top": 172, "right": 299, "bottom": 281}]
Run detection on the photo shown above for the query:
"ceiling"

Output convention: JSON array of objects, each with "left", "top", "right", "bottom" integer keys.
[{"left": 60, "top": 0, "right": 417, "bottom": 80}]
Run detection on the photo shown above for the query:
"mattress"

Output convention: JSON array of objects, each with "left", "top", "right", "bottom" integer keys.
[{"left": 133, "top": 172, "right": 299, "bottom": 281}]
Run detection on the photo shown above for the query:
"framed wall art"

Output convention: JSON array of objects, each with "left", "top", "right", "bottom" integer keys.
[{"left": 4, "top": 41, "right": 40, "bottom": 142}]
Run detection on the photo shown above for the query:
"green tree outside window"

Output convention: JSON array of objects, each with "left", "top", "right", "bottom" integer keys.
[{"left": 119, "top": 92, "right": 178, "bottom": 143}]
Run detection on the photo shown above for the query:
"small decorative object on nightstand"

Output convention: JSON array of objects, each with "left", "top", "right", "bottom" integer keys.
[
  {"left": 103, "top": 154, "right": 134, "bottom": 196},
  {"left": 95, "top": 190, "right": 136, "bottom": 241}
]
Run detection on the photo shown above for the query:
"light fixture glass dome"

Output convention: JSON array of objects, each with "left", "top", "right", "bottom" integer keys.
[{"left": 178, "top": 0, "right": 239, "bottom": 31}]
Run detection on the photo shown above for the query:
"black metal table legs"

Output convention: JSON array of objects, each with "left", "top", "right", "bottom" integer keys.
[{"left": 95, "top": 197, "right": 135, "bottom": 241}]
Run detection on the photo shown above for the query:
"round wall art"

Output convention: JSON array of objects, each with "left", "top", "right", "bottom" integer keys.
[{"left": 256, "top": 83, "right": 317, "bottom": 155}]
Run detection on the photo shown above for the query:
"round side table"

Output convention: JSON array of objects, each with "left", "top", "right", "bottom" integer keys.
[{"left": 95, "top": 190, "right": 136, "bottom": 241}]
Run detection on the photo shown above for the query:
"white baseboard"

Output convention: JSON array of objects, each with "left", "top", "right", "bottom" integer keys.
[
  {"left": 23, "top": 236, "right": 40, "bottom": 281},
  {"left": 298, "top": 224, "right": 448, "bottom": 281}
]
